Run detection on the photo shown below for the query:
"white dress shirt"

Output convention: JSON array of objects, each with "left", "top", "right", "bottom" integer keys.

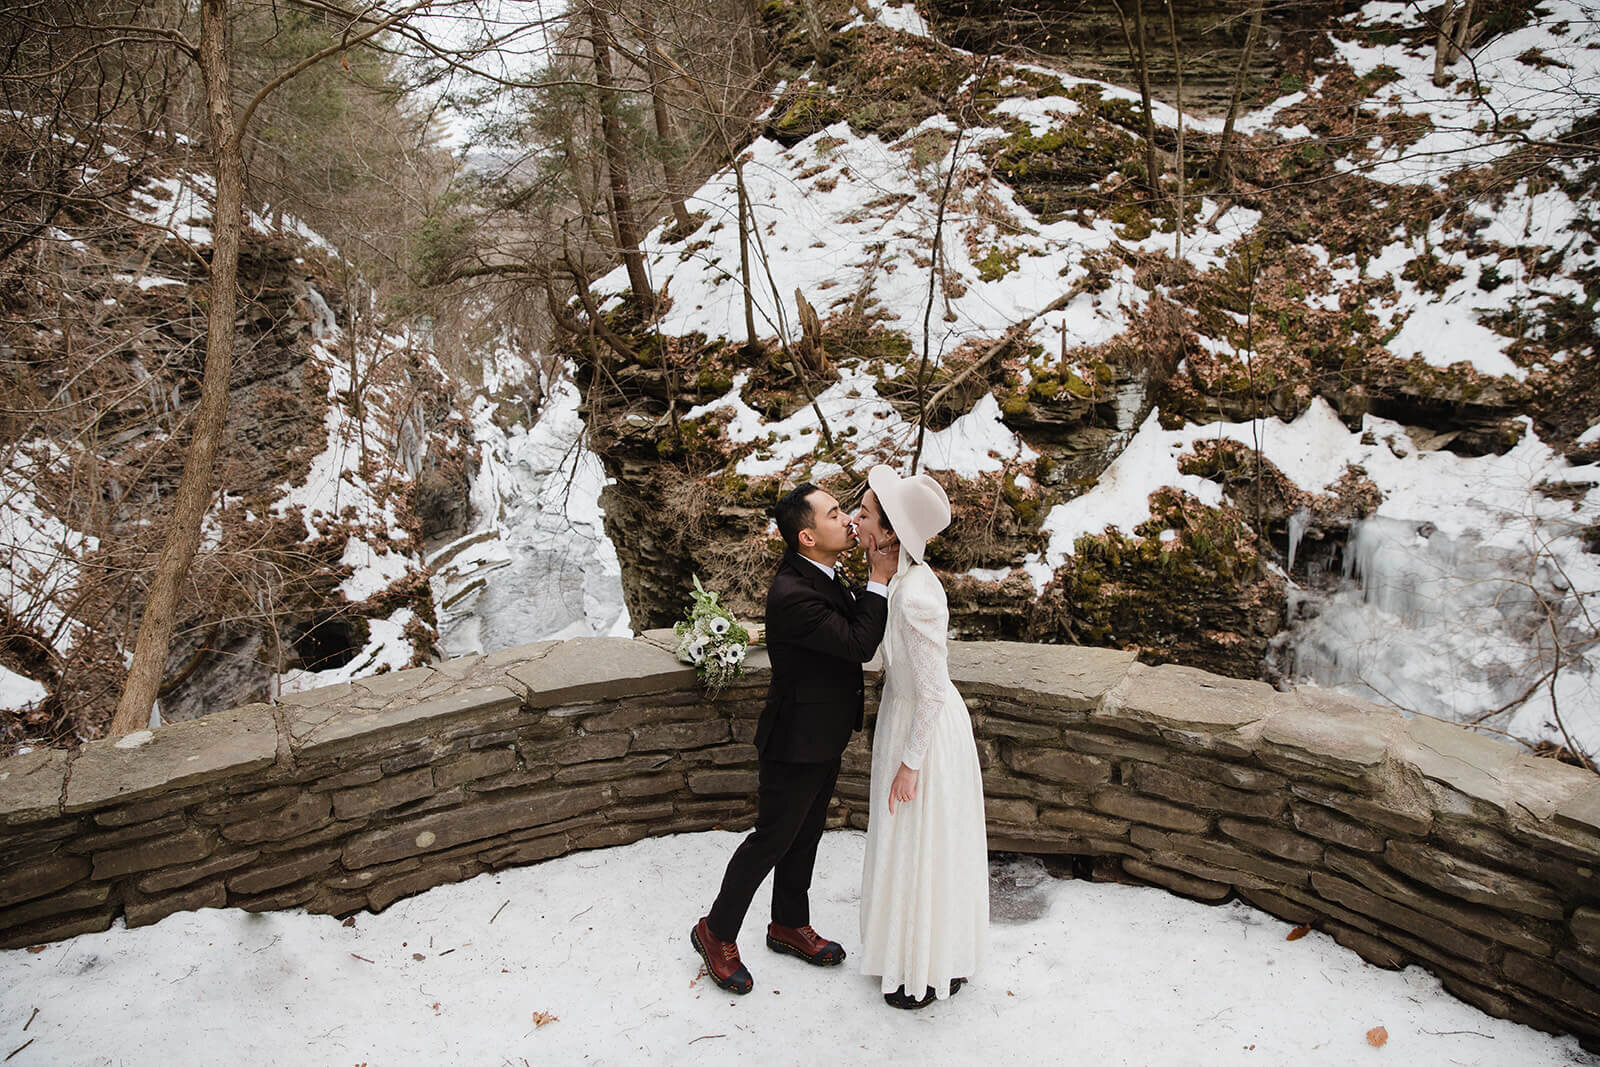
[{"left": 800, "top": 553, "right": 888, "bottom": 599}]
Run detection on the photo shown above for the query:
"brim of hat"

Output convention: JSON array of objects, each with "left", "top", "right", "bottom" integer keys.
[{"left": 868, "top": 465, "right": 929, "bottom": 563}]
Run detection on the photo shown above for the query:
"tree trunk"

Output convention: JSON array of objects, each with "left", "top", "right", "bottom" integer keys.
[
  {"left": 639, "top": 10, "right": 695, "bottom": 238},
  {"left": 1453, "top": 0, "right": 1476, "bottom": 53},
  {"left": 1165, "top": 0, "right": 1184, "bottom": 261},
  {"left": 1133, "top": 0, "right": 1158, "bottom": 195},
  {"left": 733, "top": 155, "right": 758, "bottom": 350},
  {"left": 744, "top": 0, "right": 768, "bottom": 71},
  {"left": 1111, "top": 0, "right": 1161, "bottom": 196},
  {"left": 589, "top": 3, "right": 654, "bottom": 316},
  {"left": 1216, "top": 0, "right": 1264, "bottom": 190},
  {"left": 1432, "top": 0, "right": 1459, "bottom": 85},
  {"left": 911, "top": 74, "right": 976, "bottom": 474},
  {"left": 110, "top": 0, "right": 243, "bottom": 736},
  {"left": 799, "top": 0, "right": 831, "bottom": 64}
]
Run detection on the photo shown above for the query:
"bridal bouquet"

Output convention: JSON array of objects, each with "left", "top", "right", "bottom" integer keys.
[{"left": 674, "top": 575, "right": 751, "bottom": 695}]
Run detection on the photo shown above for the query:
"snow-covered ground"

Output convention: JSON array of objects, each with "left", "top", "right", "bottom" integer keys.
[
  {"left": 0, "top": 468, "right": 93, "bottom": 692},
  {"left": 595, "top": 113, "right": 1256, "bottom": 369},
  {"left": 274, "top": 308, "right": 436, "bottom": 696},
  {"left": 0, "top": 830, "right": 1590, "bottom": 1066},
  {"left": 1334, "top": 0, "right": 1600, "bottom": 185}
]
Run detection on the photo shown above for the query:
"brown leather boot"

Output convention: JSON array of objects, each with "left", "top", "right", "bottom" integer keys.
[
  {"left": 765, "top": 922, "right": 846, "bottom": 966},
  {"left": 692, "top": 917, "right": 753, "bottom": 994}
]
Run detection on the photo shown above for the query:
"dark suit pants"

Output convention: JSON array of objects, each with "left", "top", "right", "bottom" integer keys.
[{"left": 706, "top": 757, "right": 841, "bottom": 942}]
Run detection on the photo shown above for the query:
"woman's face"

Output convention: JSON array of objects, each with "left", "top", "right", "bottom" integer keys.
[{"left": 854, "top": 489, "right": 897, "bottom": 550}]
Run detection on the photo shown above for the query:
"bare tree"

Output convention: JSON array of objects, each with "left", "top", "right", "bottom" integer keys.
[
  {"left": 587, "top": 1, "right": 655, "bottom": 316},
  {"left": 1432, "top": 0, "right": 1477, "bottom": 86},
  {"left": 910, "top": 54, "right": 992, "bottom": 473},
  {"left": 112, "top": 0, "right": 430, "bottom": 736},
  {"left": 1215, "top": 0, "right": 1264, "bottom": 192},
  {"left": 1110, "top": 0, "right": 1161, "bottom": 197},
  {"left": 0, "top": 0, "right": 169, "bottom": 263},
  {"left": 733, "top": 158, "right": 760, "bottom": 350},
  {"left": 638, "top": 9, "right": 696, "bottom": 237},
  {"left": 111, "top": 0, "right": 250, "bottom": 736},
  {"left": 1164, "top": 0, "right": 1185, "bottom": 262}
]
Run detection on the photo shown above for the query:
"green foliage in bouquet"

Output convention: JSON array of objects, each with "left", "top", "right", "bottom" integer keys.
[{"left": 674, "top": 575, "right": 752, "bottom": 695}]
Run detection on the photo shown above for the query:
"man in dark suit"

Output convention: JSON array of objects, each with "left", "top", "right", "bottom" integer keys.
[{"left": 691, "top": 483, "right": 895, "bottom": 994}]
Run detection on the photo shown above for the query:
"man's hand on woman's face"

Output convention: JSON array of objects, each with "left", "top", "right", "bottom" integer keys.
[{"left": 865, "top": 532, "right": 898, "bottom": 584}]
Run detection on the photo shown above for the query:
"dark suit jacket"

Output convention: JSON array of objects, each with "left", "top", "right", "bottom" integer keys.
[{"left": 754, "top": 550, "right": 889, "bottom": 763}]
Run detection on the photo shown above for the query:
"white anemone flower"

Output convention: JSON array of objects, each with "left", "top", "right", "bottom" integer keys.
[
  {"left": 687, "top": 637, "right": 709, "bottom": 664},
  {"left": 708, "top": 616, "right": 731, "bottom": 637}
]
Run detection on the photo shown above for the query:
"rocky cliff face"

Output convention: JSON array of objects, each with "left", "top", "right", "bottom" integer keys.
[
  {"left": 926, "top": 0, "right": 1359, "bottom": 116},
  {"left": 564, "top": 0, "right": 1599, "bottom": 688},
  {"left": 0, "top": 154, "right": 474, "bottom": 749}
]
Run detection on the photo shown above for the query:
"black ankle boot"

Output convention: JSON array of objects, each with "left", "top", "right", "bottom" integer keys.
[{"left": 883, "top": 985, "right": 937, "bottom": 1010}]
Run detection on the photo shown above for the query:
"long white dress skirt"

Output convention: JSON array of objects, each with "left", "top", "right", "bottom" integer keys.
[{"left": 858, "top": 564, "right": 989, "bottom": 999}]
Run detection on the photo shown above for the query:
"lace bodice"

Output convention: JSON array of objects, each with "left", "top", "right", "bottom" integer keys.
[{"left": 884, "top": 557, "right": 952, "bottom": 770}]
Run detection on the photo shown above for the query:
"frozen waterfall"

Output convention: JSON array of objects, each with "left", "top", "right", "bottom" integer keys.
[
  {"left": 430, "top": 373, "right": 631, "bottom": 656},
  {"left": 1287, "top": 515, "right": 1598, "bottom": 747}
]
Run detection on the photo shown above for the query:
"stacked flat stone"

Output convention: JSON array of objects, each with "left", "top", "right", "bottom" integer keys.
[{"left": 1, "top": 636, "right": 1597, "bottom": 1046}]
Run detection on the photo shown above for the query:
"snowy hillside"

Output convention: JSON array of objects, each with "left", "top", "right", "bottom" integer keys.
[
  {"left": 573, "top": 0, "right": 1600, "bottom": 757},
  {"left": 0, "top": 154, "right": 493, "bottom": 744},
  {"left": 5, "top": 0, "right": 1596, "bottom": 761}
]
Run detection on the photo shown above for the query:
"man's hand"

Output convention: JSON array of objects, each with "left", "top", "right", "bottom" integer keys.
[
  {"left": 865, "top": 532, "right": 897, "bottom": 585},
  {"left": 887, "top": 763, "right": 919, "bottom": 814}
]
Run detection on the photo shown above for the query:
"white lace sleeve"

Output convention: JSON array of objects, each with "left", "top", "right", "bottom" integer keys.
[{"left": 897, "top": 565, "right": 951, "bottom": 771}]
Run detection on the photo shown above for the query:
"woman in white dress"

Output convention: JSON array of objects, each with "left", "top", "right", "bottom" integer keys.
[{"left": 854, "top": 465, "right": 990, "bottom": 1010}]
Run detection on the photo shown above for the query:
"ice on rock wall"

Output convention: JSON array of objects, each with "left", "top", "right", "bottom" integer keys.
[
  {"left": 1292, "top": 516, "right": 1596, "bottom": 735},
  {"left": 432, "top": 375, "right": 630, "bottom": 656}
]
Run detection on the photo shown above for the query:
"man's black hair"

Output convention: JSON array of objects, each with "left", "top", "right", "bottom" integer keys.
[{"left": 775, "top": 483, "right": 820, "bottom": 553}]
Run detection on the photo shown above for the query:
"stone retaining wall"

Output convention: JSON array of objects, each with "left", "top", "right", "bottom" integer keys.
[{"left": 1, "top": 635, "right": 1598, "bottom": 1043}]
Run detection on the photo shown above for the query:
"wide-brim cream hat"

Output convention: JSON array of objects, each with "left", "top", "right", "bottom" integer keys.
[{"left": 867, "top": 464, "right": 950, "bottom": 564}]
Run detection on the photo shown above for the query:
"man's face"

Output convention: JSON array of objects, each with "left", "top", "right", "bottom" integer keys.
[{"left": 799, "top": 489, "right": 855, "bottom": 557}]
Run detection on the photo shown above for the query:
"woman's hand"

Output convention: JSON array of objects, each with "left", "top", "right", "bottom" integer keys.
[{"left": 887, "top": 763, "right": 920, "bottom": 814}]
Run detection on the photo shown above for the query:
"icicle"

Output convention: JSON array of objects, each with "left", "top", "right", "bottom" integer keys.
[
  {"left": 395, "top": 401, "right": 426, "bottom": 479},
  {"left": 1343, "top": 517, "right": 1467, "bottom": 626},
  {"left": 1287, "top": 507, "right": 1309, "bottom": 574},
  {"left": 1104, "top": 382, "right": 1148, "bottom": 459}
]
